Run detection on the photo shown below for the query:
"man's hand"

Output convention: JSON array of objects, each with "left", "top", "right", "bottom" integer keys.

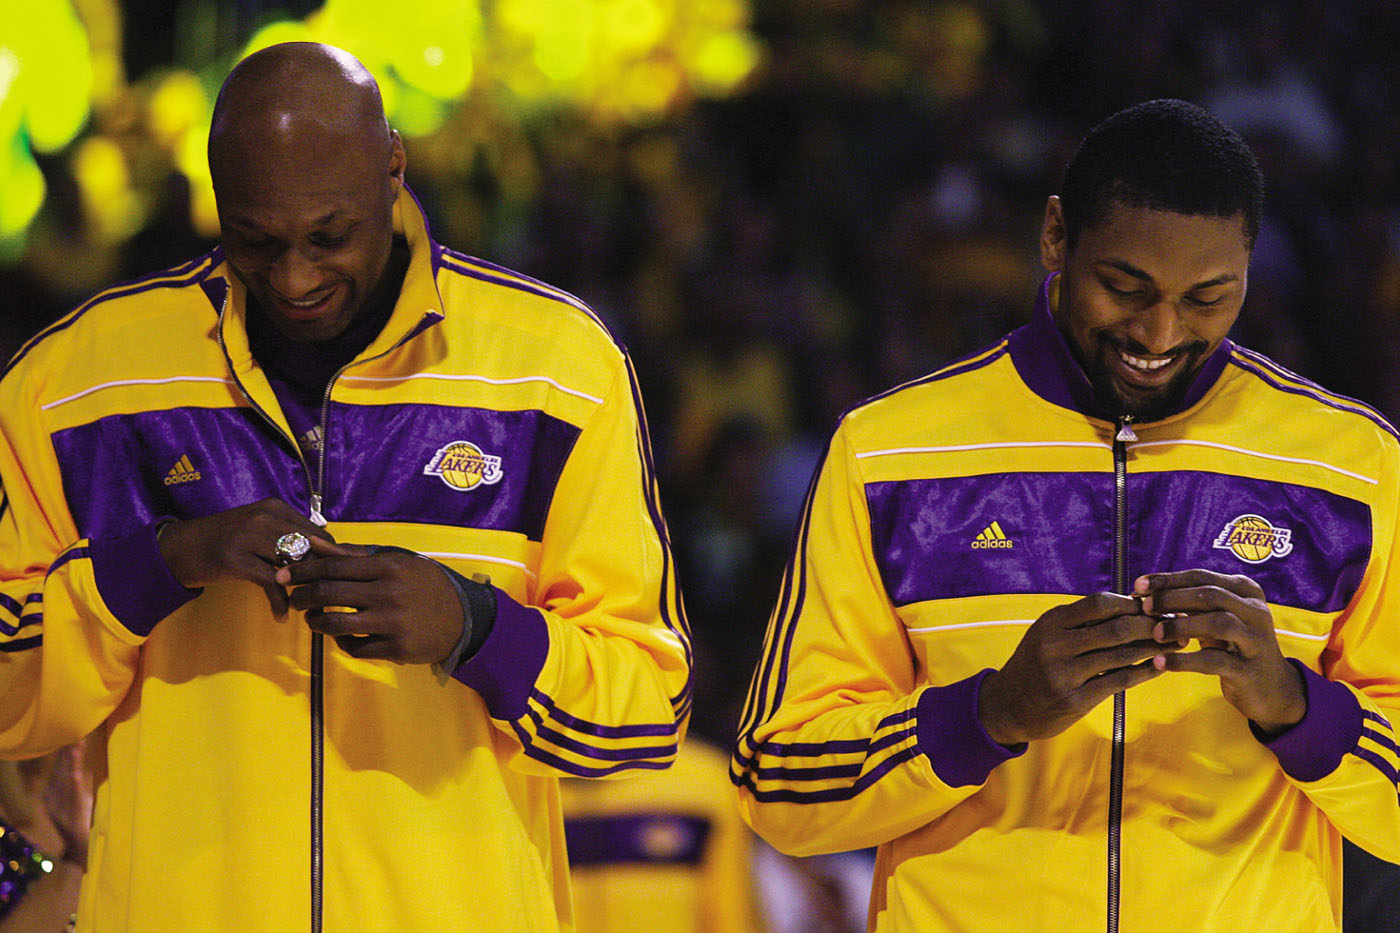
[
  {"left": 276, "top": 540, "right": 465, "bottom": 665},
  {"left": 156, "top": 498, "right": 333, "bottom": 615},
  {"left": 1137, "top": 570, "right": 1306, "bottom": 736},
  {"left": 979, "top": 593, "right": 1171, "bottom": 746}
]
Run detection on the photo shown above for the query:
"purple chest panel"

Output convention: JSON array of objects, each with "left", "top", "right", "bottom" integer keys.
[
  {"left": 865, "top": 470, "right": 1370, "bottom": 613},
  {"left": 54, "top": 406, "right": 305, "bottom": 539},
  {"left": 866, "top": 472, "right": 1114, "bottom": 604},
  {"left": 52, "top": 402, "right": 581, "bottom": 543},
  {"left": 1127, "top": 471, "right": 1370, "bottom": 613},
  {"left": 318, "top": 402, "right": 579, "bottom": 539}
]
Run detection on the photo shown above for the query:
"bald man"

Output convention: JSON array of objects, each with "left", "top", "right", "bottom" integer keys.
[{"left": 0, "top": 43, "right": 690, "bottom": 931}]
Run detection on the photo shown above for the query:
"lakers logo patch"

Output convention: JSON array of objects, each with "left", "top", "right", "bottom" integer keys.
[
  {"left": 423, "top": 440, "right": 503, "bottom": 491},
  {"left": 1212, "top": 514, "right": 1293, "bottom": 564}
]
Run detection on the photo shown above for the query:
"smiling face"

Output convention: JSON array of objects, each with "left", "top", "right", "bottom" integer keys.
[
  {"left": 1040, "top": 196, "right": 1252, "bottom": 422},
  {"left": 208, "top": 44, "right": 406, "bottom": 344}
]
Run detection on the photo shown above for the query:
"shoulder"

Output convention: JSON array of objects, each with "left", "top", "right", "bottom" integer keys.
[
  {"left": 1, "top": 251, "right": 225, "bottom": 404},
  {"left": 838, "top": 337, "right": 1017, "bottom": 448},
  {"left": 1221, "top": 344, "right": 1398, "bottom": 452},
  {"left": 432, "top": 249, "right": 626, "bottom": 394}
]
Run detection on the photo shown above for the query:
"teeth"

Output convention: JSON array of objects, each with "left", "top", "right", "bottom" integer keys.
[{"left": 1120, "top": 351, "right": 1171, "bottom": 371}]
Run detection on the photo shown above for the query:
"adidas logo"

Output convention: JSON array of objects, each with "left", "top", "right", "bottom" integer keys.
[
  {"left": 163, "top": 454, "right": 203, "bottom": 486},
  {"left": 970, "top": 521, "right": 1014, "bottom": 549},
  {"left": 298, "top": 426, "right": 323, "bottom": 454}
]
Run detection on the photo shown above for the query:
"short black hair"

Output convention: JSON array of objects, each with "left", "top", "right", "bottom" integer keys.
[{"left": 1059, "top": 99, "right": 1264, "bottom": 249}]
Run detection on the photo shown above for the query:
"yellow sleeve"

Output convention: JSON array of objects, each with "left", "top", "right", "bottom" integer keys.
[
  {"left": 1270, "top": 433, "right": 1400, "bottom": 860},
  {"left": 0, "top": 375, "right": 161, "bottom": 758},
  {"left": 451, "top": 351, "right": 691, "bottom": 777},
  {"left": 731, "top": 422, "right": 1019, "bottom": 856}
]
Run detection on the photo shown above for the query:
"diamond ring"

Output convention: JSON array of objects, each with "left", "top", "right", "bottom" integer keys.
[{"left": 274, "top": 531, "right": 312, "bottom": 566}]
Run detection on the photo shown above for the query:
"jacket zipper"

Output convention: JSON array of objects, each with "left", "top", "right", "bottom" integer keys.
[
  {"left": 218, "top": 291, "right": 434, "bottom": 932},
  {"left": 1107, "top": 415, "right": 1135, "bottom": 933}
]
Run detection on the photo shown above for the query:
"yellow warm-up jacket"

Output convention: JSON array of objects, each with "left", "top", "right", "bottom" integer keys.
[
  {"left": 733, "top": 276, "right": 1400, "bottom": 931},
  {"left": 0, "top": 188, "right": 690, "bottom": 931}
]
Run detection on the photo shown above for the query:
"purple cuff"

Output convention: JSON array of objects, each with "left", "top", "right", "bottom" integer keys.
[
  {"left": 915, "top": 669, "right": 1025, "bottom": 787},
  {"left": 1256, "top": 659, "right": 1363, "bottom": 782},
  {"left": 450, "top": 588, "right": 549, "bottom": 720},
  {"left": 87, "top": 518, "right": 201, "bottom": 638}
]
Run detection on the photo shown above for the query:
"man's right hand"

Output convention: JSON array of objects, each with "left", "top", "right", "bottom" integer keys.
[
  {"left": 977, "top": 593, "right": 1176, "bottom": 746},
  {"left": 156, "top": 498, "right": 333, "bottom": 615}
]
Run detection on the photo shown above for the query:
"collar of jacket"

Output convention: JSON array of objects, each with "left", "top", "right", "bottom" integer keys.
[
  {"left": 211, "top": 184, "right": 448, "bottom": 380},
  {"left": 1006, "top": 272, "right": 1234, "bottom": 424}
]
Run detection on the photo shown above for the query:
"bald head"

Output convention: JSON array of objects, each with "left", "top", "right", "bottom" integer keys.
[
  {"left": 209, "top": 43, "right": 391, "bottom": 175},
  {"left": 208, "top": 43, "right": 409, "bottom": 344}
]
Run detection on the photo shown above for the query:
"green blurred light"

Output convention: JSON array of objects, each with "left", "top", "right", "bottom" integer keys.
[{"left": 0, "top": 134, "right": 45, "bottom": 239}]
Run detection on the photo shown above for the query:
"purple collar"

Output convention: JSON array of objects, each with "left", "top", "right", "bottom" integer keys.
[{"left": 1007, "top": 274, "right": 1233, "bottom": 423}]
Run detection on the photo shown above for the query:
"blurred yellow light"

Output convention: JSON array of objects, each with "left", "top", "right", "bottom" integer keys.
[
  {"left": 605, "top": 0, "right": 668, "bottom": 54},
  {"left": 10, "top": 0, "right": 92, "bottom": 152},
  {"left": 686, "top": 30, "right": 759, "bottom": 93},
  {"left": 623, "top": 59, "right": 679, "bottom": 115},
  {"left": 148, "top": 70, "right": 209, "bottom": 149},
  {"left": 241, "top": 20, "right": 317, "bottom": 59},
  {"left": 534, "top": 3, "right": 594, "bottom": 83},
  {"left": 72, "top": 135, "right": 141, "bottom": 241}
]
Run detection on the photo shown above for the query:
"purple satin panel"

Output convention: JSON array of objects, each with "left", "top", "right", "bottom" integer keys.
[
  {"left": 322, "top": 402, "right": 580, "bottom": 539},
  {"left": 565, "top": 814, "right": 711, "bottom": 867},
  {"left": 865, "top": 472, "right": 1115, "bottom": 604},
  {"left": 1127, "top": 472, "right": 1370, "bottom": 613},
  {"left": 52, "top": 407, "right": 307, "bottom": 540},
  {"left": 865, "top": 469, "right": 1370, "bottom": 613}
]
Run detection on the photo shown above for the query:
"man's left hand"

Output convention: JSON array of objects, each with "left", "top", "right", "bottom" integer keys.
[
  {"left": 276, "top": 539, "right": 464, "bottom": 665},
  {"left": 1137, "top": 569, "right": 1307, "bottom": 737}
]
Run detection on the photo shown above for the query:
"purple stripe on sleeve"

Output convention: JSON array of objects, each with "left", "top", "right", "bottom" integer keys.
[
  {"left": 739, "top": 745, "right": 923, "bottom": 804},
  {"left": 1364, "top": 709, "right": 1395, "bottom": 731},
  {"left": 1352, "top": 748, "right": 1399, "bottom": 792},
  {"left": 916, "top": 669, "right": 1024, "bottom": 787},
  {"left": 528, "top": 688, "right": 680, "bottom": 739},
  {"left": 865, "top": 472, "right": 1113, "bottom": 605},
  {"left": 566, "top": 814, "right": 711, "bottom": 868},
  {"left": 0, "top": 592, "right": 22, "bottom": 617},
  {"left": 323, "top": 402, "right": 580, "bottom": 540},
  {"left": 46, "top": 547, "right": 89, "bottom": 576},
  {"left": 452, "top": 590, "right": 549, "bottom": 720},
  {"left": 1362, "top": 726, "right": 1400, "bottom": 761},
  {"left": 523, "top": 705, "right": 678, "bottom": 761},
  {"left": 1260, "top": 661, "right": 1363, "bottom": 782},
  {"left": 511, "top": 719, "right": 674, "bottom": 777},
  {"left": 88, "top": 520, "right": 201, "bottom": 638},
  {"left": 0, "top": 635, "right": 42, "bottom": 652},
  {"left": 0, "top": 611, "right": 41, "bottom": 637}
]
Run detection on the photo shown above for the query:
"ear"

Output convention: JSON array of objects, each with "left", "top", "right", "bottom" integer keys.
[
  {"left": 1040, "top": 196, "right": 1067, "bottom": 273},
  {"left": 387, "top": 129, "right": 407, "bottom": 193}
]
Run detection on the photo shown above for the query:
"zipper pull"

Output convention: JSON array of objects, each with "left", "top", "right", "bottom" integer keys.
[
  {"left": 1115, "top": 416, "right": 1137, "bottom": 443},
  {"left": 309, "top": 494, "right": 327, "bottom": 528}
]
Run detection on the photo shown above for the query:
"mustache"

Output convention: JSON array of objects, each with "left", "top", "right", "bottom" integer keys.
[{"left": 1104, "top": 335, "right": 1210, "bottom": 358}]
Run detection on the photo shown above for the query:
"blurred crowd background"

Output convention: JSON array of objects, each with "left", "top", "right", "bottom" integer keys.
[{"left": 5, "top": 0, "right": 1400, "bottom": 752}]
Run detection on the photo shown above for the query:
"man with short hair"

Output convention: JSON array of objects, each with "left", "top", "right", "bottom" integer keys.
[
  {"left": 732, "top": 99, "right": 1400, "bottom": 931},
  {"left": 0, "top": 42, "right": 690, "bottom": 930}
]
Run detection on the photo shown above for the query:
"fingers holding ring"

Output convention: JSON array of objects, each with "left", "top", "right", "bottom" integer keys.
[{"left": 275, "top": 531, "right": 312, "bottom": 566}]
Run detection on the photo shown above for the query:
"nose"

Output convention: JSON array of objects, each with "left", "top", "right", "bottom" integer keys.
[
  {"left": 267, "top": 246, "right": 323, "bottom": 299},
  {"left": 1129, "top": 300, "right": 1188, "bottom": 355}
]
